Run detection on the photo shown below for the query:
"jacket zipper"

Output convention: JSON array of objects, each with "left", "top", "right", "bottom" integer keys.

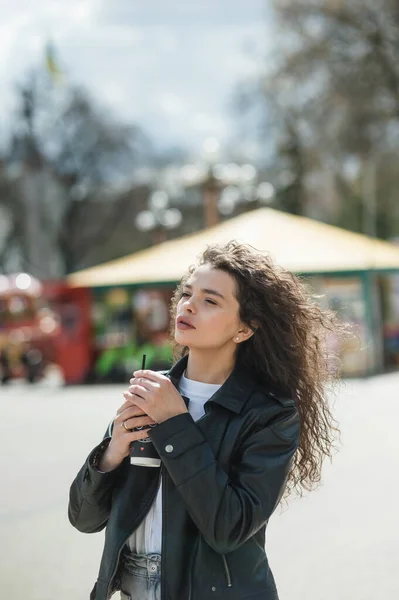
[
  {"left": 162, "top": 404, "right": 208, "bottom": 600},
  {"left": 197, "top": 405, "right": 234, "bottom": 591},
  {"left": 222, "top": 554, "right": 233, "bottom": 587},
  {"left": 106, "top": 470, "right": 162, "bottom": 599}
]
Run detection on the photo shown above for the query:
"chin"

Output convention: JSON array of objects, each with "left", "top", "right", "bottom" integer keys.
[
  {"left": 174, "top": 330, "right": 193, "bottom": 342},
  {"left": 175, "top": 332, "right": 201, "bottom": 350}
]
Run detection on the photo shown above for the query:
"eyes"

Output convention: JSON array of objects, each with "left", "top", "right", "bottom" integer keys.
[{"left": 180, "top": 291, "right": 217, "bottom": 306}]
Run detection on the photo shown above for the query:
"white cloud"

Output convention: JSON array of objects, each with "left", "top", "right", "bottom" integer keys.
[
  {"left": 192, "top": 113, "right": 227, "bottom": 134},
  {"left": 69, "top": 0, "right": 98, "bottom": 25},
  {"left": 100, "top": 82, "right": 129, "bottom": 112},
  {"left": 71, "top": 25, "right": 142, "bottom": 47},
  {"left": 0, "top": 12, "right": 32, "bottom": 70},
  {"left": 158, "top": 93, "right": 184, "bottom": 116}
]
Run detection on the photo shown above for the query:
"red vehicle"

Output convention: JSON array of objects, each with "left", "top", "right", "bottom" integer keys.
[{"left": 0, "top": 273, "right": 92, "bottom": 384}]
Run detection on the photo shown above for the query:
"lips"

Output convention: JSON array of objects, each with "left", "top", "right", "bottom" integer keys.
[{"left": 176, "top": 316, "right": 195, "bottom": 329}]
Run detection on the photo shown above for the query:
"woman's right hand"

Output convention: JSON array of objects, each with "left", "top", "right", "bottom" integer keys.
[{"left": 98, "top": 401, "right": 156, "bottom": 472}]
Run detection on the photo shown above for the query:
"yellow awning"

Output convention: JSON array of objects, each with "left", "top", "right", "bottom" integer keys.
[{"left": 67, "top": 208, "right": 399, "bottom": 287}]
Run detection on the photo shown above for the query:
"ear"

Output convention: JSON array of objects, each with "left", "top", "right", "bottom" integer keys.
[{"left": 235, "top": 321, "right": 258, "bottom": 343}]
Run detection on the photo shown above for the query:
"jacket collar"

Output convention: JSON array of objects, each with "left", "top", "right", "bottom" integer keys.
[{"left": 167, "top": 354, "right": 257, "bottom": 414}]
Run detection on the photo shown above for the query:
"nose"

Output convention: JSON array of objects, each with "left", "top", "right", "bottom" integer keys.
[{"left": 182, "top": 296, "right": 196, "bottom": 313}]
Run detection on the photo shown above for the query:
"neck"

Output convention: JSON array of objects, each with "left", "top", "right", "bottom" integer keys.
[{"left": 185, "top": 347, "right": 236, "bottom": 384}]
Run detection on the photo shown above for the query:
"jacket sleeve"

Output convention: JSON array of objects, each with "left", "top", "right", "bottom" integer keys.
[
  {"left": 68, "top": 421, "right": 122, "bottom": 534},
  {"left": 149, "top": 405, "right": 300, "bottom": 554}
]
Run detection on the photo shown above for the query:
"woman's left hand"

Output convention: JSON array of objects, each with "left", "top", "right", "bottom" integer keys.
[{"left": 124, "top": 370, "right": 189, "bottom": 424}]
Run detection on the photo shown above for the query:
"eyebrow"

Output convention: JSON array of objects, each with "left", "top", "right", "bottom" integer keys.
[{"left": 184, "top": 284, "right": 226, "bottom": 300}]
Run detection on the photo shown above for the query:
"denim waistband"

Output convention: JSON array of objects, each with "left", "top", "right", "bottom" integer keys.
[{"left": 122, "top": 552, "right": 162, "bottom": 578}]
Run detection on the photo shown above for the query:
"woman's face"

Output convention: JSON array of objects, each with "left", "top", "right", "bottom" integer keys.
[{"left": 174, "top": 264, "right": 243, "bottom": 350}]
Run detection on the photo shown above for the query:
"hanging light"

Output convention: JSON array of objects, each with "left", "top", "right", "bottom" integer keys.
[
  {"left": 158, "top": 208, "right": 183, "bottom": 229},
  {"left": 257, "top": 182, "right": 275, "bottom": 203},
  {"left": 135, "top": 210, "right": 157, "bottom": 232}
]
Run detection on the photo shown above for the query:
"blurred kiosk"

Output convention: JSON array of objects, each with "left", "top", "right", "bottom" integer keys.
[{"left": 68, "top": 208, "right": 399, "bottom": 378}]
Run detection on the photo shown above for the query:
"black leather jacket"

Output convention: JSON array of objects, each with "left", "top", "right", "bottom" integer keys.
[{"left": 68, "top": 356, "right": 300, "bottom": 600}]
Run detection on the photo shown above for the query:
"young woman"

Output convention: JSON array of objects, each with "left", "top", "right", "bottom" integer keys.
[{"left": 69, "top": 241, "right": 346, "bottom": 600}]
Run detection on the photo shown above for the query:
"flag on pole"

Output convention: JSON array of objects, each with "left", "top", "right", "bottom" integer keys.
[{"left": 44, "top": 41, "right": 64, "bottom": 83}]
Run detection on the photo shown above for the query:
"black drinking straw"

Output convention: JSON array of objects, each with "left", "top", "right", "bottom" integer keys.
[{"left": 141, "top": 354, "right": 146, "bottom": 370}]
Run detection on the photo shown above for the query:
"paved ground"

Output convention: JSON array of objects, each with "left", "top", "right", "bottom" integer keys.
[{"left": 1, "top": 373, "right": 398, "bottom": 600}]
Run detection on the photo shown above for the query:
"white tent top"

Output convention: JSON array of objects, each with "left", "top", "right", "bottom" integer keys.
[{"left": 68, "top": 208, "right": 399, "bottom": 287}]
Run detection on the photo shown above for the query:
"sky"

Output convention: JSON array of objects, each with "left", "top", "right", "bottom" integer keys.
[{"left": 0, "top": 0, "right": 271, "bottom": 157}]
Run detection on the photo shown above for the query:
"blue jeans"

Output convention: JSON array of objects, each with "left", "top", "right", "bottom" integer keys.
[{"left": 120, "top": 553, "right": 161, "bottom": 600}]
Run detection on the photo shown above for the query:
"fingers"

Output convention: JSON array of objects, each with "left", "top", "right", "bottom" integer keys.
[
  {"left": 122, "top": 392, "right": 146, "bottom": 415},
  {"left": 115, "top": 407, "right": 147, "bottom": 428},
  {"left": 116, "top": 401, "right": 146, "bottom": 417},
  {"left": 129, "top": 375, "right": 155, "bottom": 389},
  {"left": 123, "top": 415, "right": 156, "bottom": 430},
  {"left": 114, "top": 406, "right": 156, "bottom": 429},
  {"left": 132, "top": 370, "right": 167, "bottom": 383},
  {"left": 128, "top": 427, "right": 151, "bottom": 441},
  {"left": 123, "top": 388, "right": 147, "bottom": 404}
]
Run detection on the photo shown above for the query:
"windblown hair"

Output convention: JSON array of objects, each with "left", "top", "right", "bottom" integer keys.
[{"left": 169, "top": 241, "right": 351, "bottom": 500}]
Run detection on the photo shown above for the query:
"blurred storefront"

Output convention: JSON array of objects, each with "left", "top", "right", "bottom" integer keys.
[
  {"left": 90, "top": 285, "right": 174, "bottom": 382},
  {"left": 309, "top": 275, "right": 371, "bottom": 376},
  {"left": 379, "top": 272, "right": 399, "bottom": 369},
  {"left": 0, "top": 274, "right": 92, "bottom": 384}
]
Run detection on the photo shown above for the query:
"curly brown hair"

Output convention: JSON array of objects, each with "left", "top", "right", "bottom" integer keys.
[{"left": 169, "top": 240, "right": 351, "bottom": 501}]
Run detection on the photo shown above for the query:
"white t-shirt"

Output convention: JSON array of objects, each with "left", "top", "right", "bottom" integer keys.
[{"left": 127, "top": 372, "right": 222, "bottom": 554}]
